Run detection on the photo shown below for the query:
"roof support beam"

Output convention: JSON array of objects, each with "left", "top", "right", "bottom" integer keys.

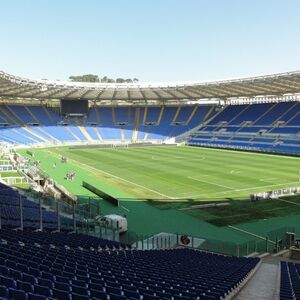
[
  {"left": 111, "top": 89, "right": 118, "bottom": 100},
  {"left": 79, "top": 89, "right": 93, "bottom": 99},
  {"left": 95, "top": 89, "right": 107, "bottom": 100},
  {"left": 60, "top": 89, "right": 81, "bottom": 99},
  {"left": 186, "top": 87, "right": 215, "bottom": 98},
  {"left": 38, "top": 88, "right": 70, "bottom": 99}
]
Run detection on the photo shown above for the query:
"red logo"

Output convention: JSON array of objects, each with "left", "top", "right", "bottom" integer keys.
[{"left": 180, "top": 235, "right": 190, "bottom": 245}]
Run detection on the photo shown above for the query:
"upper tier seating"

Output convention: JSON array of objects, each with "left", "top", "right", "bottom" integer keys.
[
  {"left": 0, "top": 229, "right": 260, "bottom": 300},
  {"left": 188, "top": 101, "right": 300, "bottom": 155}
]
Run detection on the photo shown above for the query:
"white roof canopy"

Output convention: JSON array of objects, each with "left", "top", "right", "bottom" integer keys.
[{"left": 1, "top": 70, "right": 300, "bottom": 102}]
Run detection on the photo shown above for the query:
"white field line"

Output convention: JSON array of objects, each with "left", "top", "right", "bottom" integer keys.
[
  {"left": 234, "top": 182, "right": 299, "bottom": 192},
  {"left": 228, "top": 225, "right": 275, "bottom": 244},
  {"left": 121, "top": 205, "right": 130, "bottom": 212},
  {"left": 187, "top": 176, "right": 234, "bottom": 190},
  {"left": 277, "top": 199, "right": 300, "bottom": 207},
  {"left": 229, "top": 169, "right": 241, "bottom": 174},
  {"left": 259, "top": 178, "right": 278, "bottom": 184},
  {"left": 47, "top": 150, "right": 175, "bottom": 200},
  {"left": 188, "top": 144, "right": 300, "bottom": 160},
  {"left": 175, "top": 181, "right": 300, "bottom": 200}
]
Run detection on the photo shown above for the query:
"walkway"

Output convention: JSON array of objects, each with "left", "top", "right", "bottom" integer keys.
[{"left": 235, "top": 258, "right": 279, "bottom": 300}]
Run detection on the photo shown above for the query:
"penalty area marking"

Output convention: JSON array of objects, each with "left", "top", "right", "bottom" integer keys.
[
  {"left": 175, "top": 181, "right": 300, "bottom": 200},
  {"left": 259, "top": 178, "right": 278, "bottom": 184},
  {"left": 187, "top": 176, "right": 234, "bottom": 190}
]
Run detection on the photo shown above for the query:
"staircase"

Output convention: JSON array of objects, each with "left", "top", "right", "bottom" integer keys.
[
  {"left": 235, "top": 259, "right": 279, "bottom": 300},
  {"left": 25, "top": 106, "right": 60, "bottom": 142},
  {"left": 112, "top": 107, "right": 116, "bottom": 124},
  {"left": 77, "top": 118, "right": 93, "bottom": 142},
  {"left": 131, "top": 107, "right": 140, "bottom": 143},
  {"left": 24, "top": 106, "right": 40, "bottom": 123},
  {"left": 94, "top": 127, "right": 103, "bottom": 141},
  {"left": 172, "top": 107, "right": 181, "bottom": 124},
  {"left": 0, "top": 106, "right": 49, "bottom": 143},
  {"left": 176, "top": 105, "right": 220, "bottom": 143},
  {"left": 43, "top": 106, "right": 57, "bottom": 123},
  {"left": 143, "top": 107, "right": 148, "bottom": 124},
  {"left": 65, "top": 126, "right": 81, "bottom": 141},
  {"left": 95, "top": 107, "right": 100, "bottom": 123},
  {"left": 185, "top": 106, "right": 198, "bottom": 125},
  {"left": 157, "top": 106, "right": 165, "bottom": 125},
  {"left": 121, "top": 128, "right": 125, "bottom": 142}
]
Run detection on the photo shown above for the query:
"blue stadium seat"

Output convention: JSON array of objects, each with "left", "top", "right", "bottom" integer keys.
[
  {"left": 0, "top": 286, "right": 8, "bottom": 298},
  {"left": 0, "top": 229, "right": 259, "bottom": 300},
  {"left": 28, "top": 293, "right": 47, "bottom": 300},
  {"left": 33, "top": 284, "right": 52, "bottom": 297},
  {"left": 9, "top": 287, "right": 27, "bottom": 300},
  {"left": 71, "top": 293, "right": 90, "bottom": 300},
  {"left": 52, "top": 288, "right": 70, "bottom": 300}
]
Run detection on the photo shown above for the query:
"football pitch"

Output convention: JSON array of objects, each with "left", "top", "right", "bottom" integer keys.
[
  {"left": 18, "top": 145, "right": 300, "bottom": 242},
  {"left": 27, "top": 145, "right": 300, "bottom": 201}
]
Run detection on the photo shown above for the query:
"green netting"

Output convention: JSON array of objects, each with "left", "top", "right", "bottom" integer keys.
[{"left": 125, "top": 226, "right": 296, "bottom": 256}]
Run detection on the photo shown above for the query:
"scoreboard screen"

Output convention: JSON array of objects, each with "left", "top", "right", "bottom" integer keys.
[{"left": 60, "top": 99, "right": 88, "bottom": 115}]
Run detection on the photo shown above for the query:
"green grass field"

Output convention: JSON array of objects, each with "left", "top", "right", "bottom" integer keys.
[
  {"left": 18, "top": 145, "right": 300, "bottom": 244},
  {"left": 28, "top": 145, "right": 300, "bottom": 201},
  {"left": 0, "top": 171, "right": 20, "bottom": 178}
]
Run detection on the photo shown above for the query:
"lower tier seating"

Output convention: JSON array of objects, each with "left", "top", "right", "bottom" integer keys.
[
  {"left": 0, "top": 182, "right": 72, "bottom": 230},
  {"left": 0, "top": 229, "right": 260, "bottom": 300},
  {"left": 280, "top": 261, "right": 300, "bottom": 300}
]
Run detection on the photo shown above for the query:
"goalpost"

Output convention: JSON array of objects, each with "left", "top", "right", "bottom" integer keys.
[{"left": 111, "top": 143, "right": 129, "bottom": 149}]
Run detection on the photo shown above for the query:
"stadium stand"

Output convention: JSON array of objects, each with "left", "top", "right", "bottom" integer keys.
[
  {"left": 0, "top": 178, "right": 263, "bottom": 300},
  {"left": 280, "top": 261, "right": 300, "bottom": 300},
  {"left": 1, "top": 101, "right": 300, "bottom": 155},
  {"left": 0, "top": 182, "right": 72, "bottom": 230},
  {"left": 0, "top": 228, "right": 260, "bottom": 300},
  {"left": 0, "top": 100, "right": 300, "bottom": 155},
  {"left": 188, "top": 101, "right": 300, "bottom": 155},
  {"left": 0, "top": 104, "right": 214, "bottom": 145}
]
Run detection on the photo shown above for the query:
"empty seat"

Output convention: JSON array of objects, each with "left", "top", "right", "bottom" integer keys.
[
  {"left": 17, "top": 280, "right": 34, "bottom": 293},
  {"left": 34, "top": 284, "right": 51, "bottom": 297},
  {"left": 28, "top": 293, "right": 47, "bottom": 300},
  {"left": 37, "top": 278, "right": 53, "bottom": 289},
  {"left": 0, "top": 275, "right": 16, "bottom": 288},
  {"left": 71, "top": 285, "right": 88, "bottom": 296},
  {"left": 71, "top": 293, "right": 90, "bottom": 300},
  {"left": 0, "top": 286, "right": 8, "bottom": 298},
  {"left": 52, "top": 288, "right": 71, "bottom": 300},
  {"left": 9, "top": 288, "right": 27, "bottom": 300},
  {"left": 22, "top": 274, "right": 36, "bottom": 285}
]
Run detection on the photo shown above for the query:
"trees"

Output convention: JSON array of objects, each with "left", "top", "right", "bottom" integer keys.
[
  {"left": 69, "top": 74, "right": 99, "bottom": 82},
  {"left": 69, "top": 74, "right": 139, "bottom": 83}
]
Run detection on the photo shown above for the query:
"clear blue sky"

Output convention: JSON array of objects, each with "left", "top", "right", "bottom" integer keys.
[{"left": 0, "top": 0, "right": 299, "bottom": 82}]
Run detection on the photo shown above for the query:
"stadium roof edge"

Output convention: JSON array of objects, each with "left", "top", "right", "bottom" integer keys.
[{"left": 1, "top": 70, "right": 300, "bottom": 102}]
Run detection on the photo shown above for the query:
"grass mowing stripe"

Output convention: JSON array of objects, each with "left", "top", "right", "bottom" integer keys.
[
  {"left": 47, "top": 149, "right": 175, "bottom": 200},
  {"left": 62, "top": 146, "right": 300, "bottom": 201},
  {"left": 17, "top": 146, "right": 300, "bottom": 242}
]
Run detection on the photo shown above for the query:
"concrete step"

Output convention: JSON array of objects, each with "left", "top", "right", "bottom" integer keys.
[{"left": 234, "top": 262, "right": 279, "bottom": 300}]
